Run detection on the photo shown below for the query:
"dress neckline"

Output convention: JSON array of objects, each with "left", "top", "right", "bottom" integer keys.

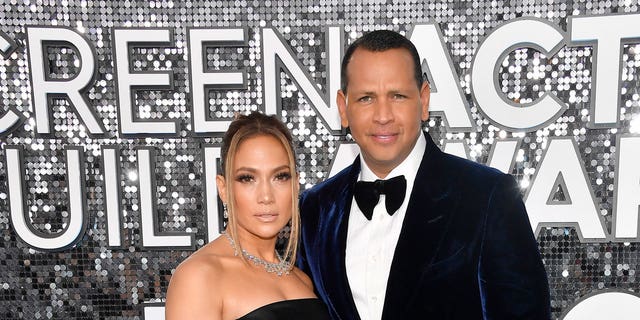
[{"left": 236, "top": 298, "right": 321, "bottom": 319}]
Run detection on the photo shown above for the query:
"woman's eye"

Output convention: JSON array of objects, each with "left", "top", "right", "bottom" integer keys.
[
  {"left": 236, "top": 174, "right": 254, "bottom": 183},
  {"left": 275, "top": 172, "right": 292, "bottom": 181}
]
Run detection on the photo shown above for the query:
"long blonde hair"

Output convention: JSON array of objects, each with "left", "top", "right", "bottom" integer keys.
[{"left": 219, "top": 112, "right": 299, "bottom": 264}]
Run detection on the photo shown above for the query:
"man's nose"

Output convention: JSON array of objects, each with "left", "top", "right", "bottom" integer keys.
[{"left": 372, "top": 98, "right": 394, "bottom": 124}]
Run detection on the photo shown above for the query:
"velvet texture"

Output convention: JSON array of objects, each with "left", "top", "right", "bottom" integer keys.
[{"left": 298, "top": 133, "right": 551, "bottom": 320}]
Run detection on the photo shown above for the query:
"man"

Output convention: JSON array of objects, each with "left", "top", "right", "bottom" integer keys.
[{"left": 298, "top": 30, "right": 551, "bottom": 319}]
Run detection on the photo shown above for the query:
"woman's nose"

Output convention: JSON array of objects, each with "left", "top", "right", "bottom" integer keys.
[{"left": 257, "top": 181, "right": 274, "bottom": 204}]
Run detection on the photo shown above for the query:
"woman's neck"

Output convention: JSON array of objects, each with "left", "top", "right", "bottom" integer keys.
[{"left": 231, "top": 230, "right": 280, "bottom": 263}]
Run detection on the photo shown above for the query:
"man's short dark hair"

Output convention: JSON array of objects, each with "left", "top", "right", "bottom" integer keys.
[{"left": 340, "top": 29, "right": 424, "bottom": 93}]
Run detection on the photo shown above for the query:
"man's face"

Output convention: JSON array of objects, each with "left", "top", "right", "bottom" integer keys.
[{"left": 337, "top": 47, "right": 430, "bottom": 178}]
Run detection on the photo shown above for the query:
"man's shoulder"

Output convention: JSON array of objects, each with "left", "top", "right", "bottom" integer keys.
[
  {"left": 426, "top": 152, "right": 522, "bottom": 208},
  {"left": 434, "top": 151, "right": 508, "bottom": 184}
]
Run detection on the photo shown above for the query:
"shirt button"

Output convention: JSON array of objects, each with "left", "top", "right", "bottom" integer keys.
[
  {"left": 370, "top": 255, "right": 378, "bottom": 262},
  {"left": 371, "top": 296, "right": 378, "bottom": 302}
]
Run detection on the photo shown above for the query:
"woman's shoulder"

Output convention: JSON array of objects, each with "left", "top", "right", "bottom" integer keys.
[
  {"left": 165, "top": 238, "right": 236, "bottom": 319},
  {"left": 173, "top": 238, "right": 236, "bottom": 281},
  {"left": 167, "top": 239, "right": 236, "bottom": 297}
]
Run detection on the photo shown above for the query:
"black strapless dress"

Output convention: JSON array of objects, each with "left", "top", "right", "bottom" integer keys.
[{"left": 236, "top": 298, "right": 330, "bottom": 320}]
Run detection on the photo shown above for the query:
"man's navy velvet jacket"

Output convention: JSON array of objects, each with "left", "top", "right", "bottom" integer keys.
[{"left": 298, "top": 133, "right": 551, "bottom": 320}]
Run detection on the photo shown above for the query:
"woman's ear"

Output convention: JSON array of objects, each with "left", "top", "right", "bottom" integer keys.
[
  {"left": 291, "top": 171, "right": 300, "bottom": 199},
  {"left": 216, "top": 175, "right": 228, "bottom": 204}
]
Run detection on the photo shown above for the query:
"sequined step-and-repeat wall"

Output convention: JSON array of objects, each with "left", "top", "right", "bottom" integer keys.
[{"left": 1, "top": 1, "right": 640, "bottom": 319}]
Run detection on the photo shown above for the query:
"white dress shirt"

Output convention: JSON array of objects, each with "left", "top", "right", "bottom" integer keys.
[{"left": 345, "top": 133, "right": 427, "bottom": 320}]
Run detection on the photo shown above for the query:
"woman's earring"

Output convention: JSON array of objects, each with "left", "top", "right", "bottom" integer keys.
[{"left": 223, "top": 203, "right": 228, "bottom": 219}]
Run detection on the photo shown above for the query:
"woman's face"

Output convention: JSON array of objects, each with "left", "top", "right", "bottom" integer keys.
[{"left": 218, "top": 134, "right": 295, "bottom": 241}]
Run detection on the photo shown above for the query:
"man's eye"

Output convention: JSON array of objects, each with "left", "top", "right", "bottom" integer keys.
[
  {"left": 393, "top": 94, "right": 407, "bottom": 99},
  {"left": 357, "top": 96, "right": 372, "bottom": 103}
]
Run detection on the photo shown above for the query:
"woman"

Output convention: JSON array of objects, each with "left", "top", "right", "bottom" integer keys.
[{"left": 165, "top": 112, "right": 329, "bottom": 319}]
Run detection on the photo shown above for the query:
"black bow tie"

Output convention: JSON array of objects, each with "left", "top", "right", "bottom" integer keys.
[{"left": 353, "top": 175, "right": 407, "bottom": 220}]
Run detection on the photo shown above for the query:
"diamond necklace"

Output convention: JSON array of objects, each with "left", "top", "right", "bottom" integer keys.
[{"left": 223, "top": 232, "right": 292, "bottom": 276}]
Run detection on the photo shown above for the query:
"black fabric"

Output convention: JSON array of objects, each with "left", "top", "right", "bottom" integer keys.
[
  {"left": 236, "top": 298, "right": 331, "bottom": 320},
  {"left": 297, "top": 133, "right": 551, "bottom": 320},
  {"left": 353, "top": 175, "right": 406, "bottom": 220}
]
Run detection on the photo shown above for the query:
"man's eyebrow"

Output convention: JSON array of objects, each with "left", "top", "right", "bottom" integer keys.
[{"left": 350, "top": 90, "right": 376, "bottom": 95}]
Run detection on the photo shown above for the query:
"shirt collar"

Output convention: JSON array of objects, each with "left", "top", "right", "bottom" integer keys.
[{"left": 359, "top": 132, "right": 427, "bottom": 183}]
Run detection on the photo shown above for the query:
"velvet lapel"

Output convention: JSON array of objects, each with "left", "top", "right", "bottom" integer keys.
[
  {"left": 319, "top": 157, "right": 361, "bottom": 320},
  {"left": 381, "top": 134, "right": 457, "bottom": 319}
]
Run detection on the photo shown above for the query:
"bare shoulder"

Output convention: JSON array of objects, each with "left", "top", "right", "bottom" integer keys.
[
  {"left": 165, "top": 239, "right": 233, "bottom": 320},
  {"left": 173, "top": 252, "right": 223, "bottom": 283},
  {"left": 173, "top": 240, "right": 229, "bottom": 285}
]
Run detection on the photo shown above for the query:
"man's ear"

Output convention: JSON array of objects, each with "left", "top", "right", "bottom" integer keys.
[
  {"left": 420, "top": 82, "right": 431, "bottom": 121},
  {"left": 337, "top": 89, "right": 349, "bottom": 128},
  {"left": 216, "top": 175, "right": 228, "bottom": 204}
]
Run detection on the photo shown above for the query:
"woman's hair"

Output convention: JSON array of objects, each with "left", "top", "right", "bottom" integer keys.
[{"left": 219, "top": 111, "right": 299, "bottom": 264}]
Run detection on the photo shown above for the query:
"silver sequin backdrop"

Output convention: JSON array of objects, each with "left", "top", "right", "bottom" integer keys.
[{"left": 1, "top": 1, "right": 640, "bottom": 319}]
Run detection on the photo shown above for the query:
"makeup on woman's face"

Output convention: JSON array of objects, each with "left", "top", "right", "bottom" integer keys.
[{"left": 230, "top": 134, "right": 294, "bottom": 241}]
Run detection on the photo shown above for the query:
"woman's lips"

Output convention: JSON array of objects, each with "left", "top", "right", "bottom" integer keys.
[{"left": 254, "top": 213, "right": 279, "bottom": 222}]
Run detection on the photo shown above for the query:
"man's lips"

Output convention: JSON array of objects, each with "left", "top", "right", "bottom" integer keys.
[{"left": 370, "top": 133, "right": 398, "bottom": 142}]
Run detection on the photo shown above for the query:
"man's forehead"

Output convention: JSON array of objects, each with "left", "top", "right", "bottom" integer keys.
[
  {"left": 346, "top": 55, "right": 417, "bottom": 85},
  {"left": 348, "top": 47, "right": 411, "bottom": 61},
  {"left": 345, "top": 48, "right": 414, "bottom": 77}
]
